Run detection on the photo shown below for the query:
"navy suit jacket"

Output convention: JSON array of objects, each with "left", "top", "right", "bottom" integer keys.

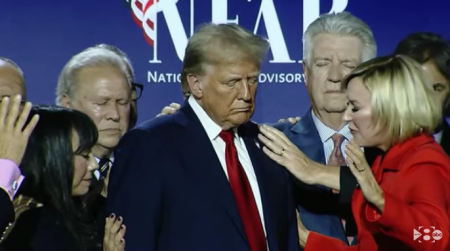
[
  {"left": 273, "top": 111, "right": 350, "bottom": 244},
  {"left": 106, "top": 101, "right": 300, "bottom": 251}
]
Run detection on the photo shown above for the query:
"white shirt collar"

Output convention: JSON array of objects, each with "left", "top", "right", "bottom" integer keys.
[
  {"left": 188, "top": 96, "right": 238, "bottom": 140},
  {"left": 94, "top": 153, "right": 114, "bottom": 163},
  {"left": 311, "top": 110, "right": 353, "bottom": 142},
  {"left": 434, "top": 130, "right": 443, "bottom": 144}
]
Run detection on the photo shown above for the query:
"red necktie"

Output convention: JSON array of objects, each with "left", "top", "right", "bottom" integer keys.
[
  {"left": 219, "top": 130, "right": 267, "bottom": 251},
  {"left": 328, "top": 133, "right": 354, "bottom": 244},
  {"left": 327, "top": 133, "right": 346, "bottom": 166}
]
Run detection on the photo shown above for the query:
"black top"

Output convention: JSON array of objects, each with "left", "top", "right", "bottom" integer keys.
[
  {"left": 0, "top": 207, "right": 101, "bottom": 251},
  {"left": 0, "top": 189, "right": 14, "bottom": 241}
]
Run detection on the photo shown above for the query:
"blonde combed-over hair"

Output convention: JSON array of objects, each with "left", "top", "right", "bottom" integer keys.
[{"left": 180, "top": 23, "right": 270, "bottom": 95}]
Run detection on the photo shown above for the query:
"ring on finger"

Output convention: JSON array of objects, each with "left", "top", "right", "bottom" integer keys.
[{"left": 353, "top": 161, "right": 365, "bottom": 172}]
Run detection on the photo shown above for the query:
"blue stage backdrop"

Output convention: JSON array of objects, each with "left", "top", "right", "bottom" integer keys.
[{"left": 0, "top": 0, "right": 448, "bottom": 124}]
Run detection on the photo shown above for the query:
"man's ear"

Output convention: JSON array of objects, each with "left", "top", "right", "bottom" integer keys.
[
  {"left": 60, "top": 94, "right": 72, "bottom": 108},
  {"left": 187, "top": 74, "right": 203, "bottom": 99},
  {"left": 302, "top": 61, "right": 309, "bottom": 87}
]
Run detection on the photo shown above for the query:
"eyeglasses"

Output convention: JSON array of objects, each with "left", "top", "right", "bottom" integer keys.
[{"left": 131, "top": 83, "right": 144, "bottom": 101}]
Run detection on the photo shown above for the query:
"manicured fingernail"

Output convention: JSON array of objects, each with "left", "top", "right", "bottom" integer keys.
[
  {"left": 110, "top": 214, "right": 115, "bottom": 218},
  {"left": 118, "top": 216, "right": 123, "bottom": 221}
]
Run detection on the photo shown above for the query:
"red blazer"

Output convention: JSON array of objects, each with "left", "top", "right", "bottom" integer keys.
[{"left": 305, "top": 134, "right": 450, "bottom": 251}]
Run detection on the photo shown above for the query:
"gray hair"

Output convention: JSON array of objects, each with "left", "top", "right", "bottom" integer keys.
[
  {"left": 181, "top": 23, "right": 269, "bottom": 93},
  {"left": 93, "top": 44, "right": 135, "bottom": 83},
  {"left": 55, "top": 47, "right": 131, "bottom": 105},
  {"left": 303, "top": 12, "right": 377, "bottom": 66}
]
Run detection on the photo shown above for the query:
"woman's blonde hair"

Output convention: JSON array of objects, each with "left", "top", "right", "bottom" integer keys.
[{"left": 342, "top": 55, "right": 441, "bottom": 146}]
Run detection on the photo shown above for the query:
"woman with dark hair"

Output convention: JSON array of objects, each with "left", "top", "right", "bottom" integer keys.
[{"left": 0, "top": 105, "right": 125, "bottom": 251}]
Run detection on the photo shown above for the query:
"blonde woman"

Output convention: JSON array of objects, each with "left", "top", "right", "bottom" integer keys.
[{"left": 259, "top": 55, "right": 450, "bottom": 251}]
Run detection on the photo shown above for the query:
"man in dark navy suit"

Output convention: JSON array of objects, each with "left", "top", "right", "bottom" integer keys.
[
  {"left": 106, "top": 23, "right": 300, "bottom": 251},
  {"left": 153, "top": 12, "right": 378, "bottom": 247}
]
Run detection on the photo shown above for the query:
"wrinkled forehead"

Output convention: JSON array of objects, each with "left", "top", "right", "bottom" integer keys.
[
  {"left": 311, "top": 34, "right": 364, "bottom": 63},
  {"left": 203, "top": 59, "right": 261, "bottom": 80},
  {"left": 74, "top": 67, "right": 131, "bottom": 100}
]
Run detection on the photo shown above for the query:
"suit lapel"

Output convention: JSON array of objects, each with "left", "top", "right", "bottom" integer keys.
[
  {"left": 240, "top": 122, "right": 279, "bottom": 250},
  {"left": 174, "top": 101, "right": 248, "bottom": 243},
  {"left": 290, "top": 111, "right": 326, "bottom": 164}
]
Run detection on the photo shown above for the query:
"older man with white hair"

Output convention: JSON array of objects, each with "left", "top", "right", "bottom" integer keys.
[
  {"left": 272, "top": 12, "right": 379, "bottom": 246},
  {"left": 56, "top": 47, "right": 132, "bottom": 196}
]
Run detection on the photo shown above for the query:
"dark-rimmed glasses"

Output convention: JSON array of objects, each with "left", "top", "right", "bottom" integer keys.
[{"left": 131, "top": 83, "right": 144, "bottom": 101}]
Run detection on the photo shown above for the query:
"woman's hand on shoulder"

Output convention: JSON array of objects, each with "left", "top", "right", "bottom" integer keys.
[{"left": 103, "top": 214, "right": 126, "bottom": 251}]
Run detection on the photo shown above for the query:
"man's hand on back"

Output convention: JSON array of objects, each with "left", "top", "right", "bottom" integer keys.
[
  {"left": 278, "top": 116, "right": 301, "bottom": 124},
  {"left": 156, "top": 103, "right": 181, "bottom": 117}
]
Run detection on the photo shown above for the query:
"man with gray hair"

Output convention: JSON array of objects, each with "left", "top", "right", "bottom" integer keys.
[
  {"left": 273, "top": 11, "right": 378, "bottom": 246},
  {"left": 107, "top": 23, "right": 300, "bottom": 250},
  {"left": 92, "top": 44, "right": 142, "bottom": 129},
  {"left": 56, "top": 47, "right": 132, "bottom": 197}
]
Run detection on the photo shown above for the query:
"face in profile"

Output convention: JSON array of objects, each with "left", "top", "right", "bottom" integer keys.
[
  {"left": 71, "top": 131, "right": 98, "bottom": 196},
  {"left": 0, "top": 61, "right": 26, "bottom": 98},
  {"left": 343, "top": 77, "right": 386, "bottom": 148},
  {"left": 420, "top": 60, "right": 450, "bottom": 107},
  {"left": 190, "top": 57, "right": 259, "bottom": 130},
  {"left": 62, "top": 66, "right": 131, "bottom": 153},
  {"left": 304, "top": 34, "right": 363, "bottom": 114}
]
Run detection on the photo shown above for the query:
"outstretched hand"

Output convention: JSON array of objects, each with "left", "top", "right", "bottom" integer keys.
[{"left": 0, "top": 95, "right": 39, "bottom": 165}]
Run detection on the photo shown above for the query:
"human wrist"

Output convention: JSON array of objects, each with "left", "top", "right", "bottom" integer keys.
[
  {"left": 372, "top": 187, "right": 385, "bottom": 213},
  {"left": 310, "top": 163, "right": 340, "bottom": 190}
]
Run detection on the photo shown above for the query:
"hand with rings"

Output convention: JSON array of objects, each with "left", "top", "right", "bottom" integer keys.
[
  {"left": 257, "top": 124, "right": 319, "bottom": 185},
  {"left": 345, "top": 140, "right": 384, "bottom": 211}
]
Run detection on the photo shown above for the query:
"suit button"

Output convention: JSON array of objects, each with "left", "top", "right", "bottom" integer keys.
[{"left": 356, "top": 183, "right": 360, "bottom": 188}]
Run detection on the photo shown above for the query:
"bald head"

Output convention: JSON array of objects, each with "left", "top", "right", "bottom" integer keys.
[{"left": 0, "top": 58, "right": 26, "bottom": 99}]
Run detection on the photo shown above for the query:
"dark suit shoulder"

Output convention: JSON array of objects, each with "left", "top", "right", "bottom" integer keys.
[
  {"left": 272, "top": 121, "right": 294, "bottom": 132},
  {"left": 135, "top": 114, "right": 181, "bottom": 134}
]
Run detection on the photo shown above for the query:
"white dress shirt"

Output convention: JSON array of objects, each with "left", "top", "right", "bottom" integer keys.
[
  {"left": 311, "top": 111, "right": 353, "bottom": 164},
  {"left": 188, "top": 96, "right": 267, "bottom": 237}
]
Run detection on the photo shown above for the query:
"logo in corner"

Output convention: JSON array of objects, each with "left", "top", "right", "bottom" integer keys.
[{"left": 414, "top": 226, "right": 443, "bottom": 243}]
